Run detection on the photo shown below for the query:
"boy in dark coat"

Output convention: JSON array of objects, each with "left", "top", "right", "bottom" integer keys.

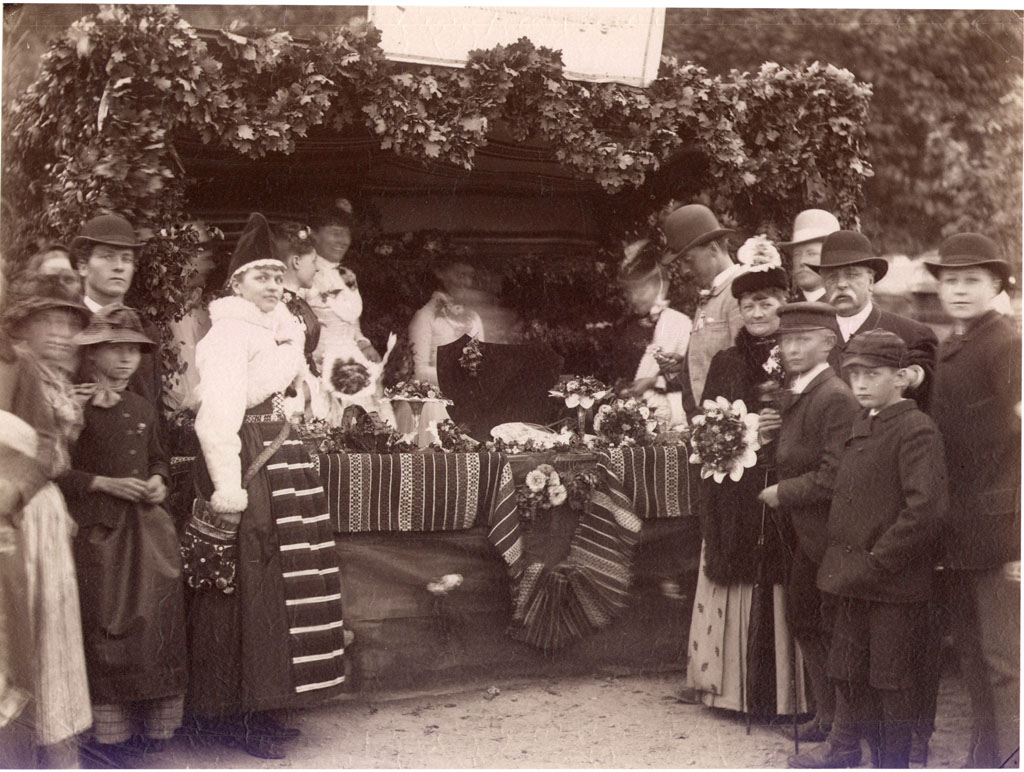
[
  {"left": 757, "top": 302, "right": 859, "bottom": 752},
  {"left": 924, "top": 234, "right": 1021, "bottom": 768},
  {"left": 792, "top": 330, "right": 947, "bottom": 768},
  {"left": 59, "top": 305, "right": 186, "bottom": 765}
]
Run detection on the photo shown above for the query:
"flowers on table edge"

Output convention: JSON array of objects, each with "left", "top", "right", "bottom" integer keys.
[
  {"left": 593, "top": 397, "right": 659, "bottom": 448},
  {"left": 385, "top": 379, "right": 453, "bottom": 405},
  {"left": 518, "top": 463, "right": 568, "bottom": 522}
]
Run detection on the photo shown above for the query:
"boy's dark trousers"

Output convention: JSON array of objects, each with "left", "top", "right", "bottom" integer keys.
[
  {"left": 786, "top": 547, "right": 836, "bottom": 726},
  {"left": 826, "top": 597, "right": 927, "bottom": 768}
]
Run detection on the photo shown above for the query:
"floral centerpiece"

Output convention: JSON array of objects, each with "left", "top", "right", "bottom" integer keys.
[
  {"left": 688, "top": 396, "right": 761, "bottom": 483},
  {"left": 593, "top": 398, "right": 659, "bottom": 447},
  {"left": 297, "top": 413, "right": 418, "bottom": 455},
  {"left": 517, "top": 463, "right": 568, "bottom": 522},
  {"left": 385, "top": 379, "right": 452, "bottom": 404},
  {"left": 549, "top": 375, "right": 611, "bottom": 437}
]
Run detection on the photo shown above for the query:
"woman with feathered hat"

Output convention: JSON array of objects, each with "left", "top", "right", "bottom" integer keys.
[
  {"left": 684, "top": 237, "right": 807, "bottom": 722},
  {"left": 186, "top": 213, "right": 347, "bottom": 759}
]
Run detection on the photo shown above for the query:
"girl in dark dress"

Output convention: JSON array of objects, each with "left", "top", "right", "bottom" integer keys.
[
  {"left": 60, "top": 305, "right": 186, "bottom": 763},
  {"left": 188, "top": 213, "right": 347, "bottom": 759},
  {"left": 685, "top": 240, "right": 806, "bottom": 718}
]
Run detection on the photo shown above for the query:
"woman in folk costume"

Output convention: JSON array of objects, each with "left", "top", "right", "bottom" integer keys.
[
  {"left": 618, "top": 238, "right": 692, "bottom": 429},
  {"left": 0, "top": 274, "right": 91, "bottom": 767},
  {"left": 59, "top": 305, "right": 186, "bottom": 764},
  {"left": 685, "top": 237, "right": 806, "bottom": 719},
  {"left": 187, "top": 213, "right": 347, "bottom": 760},
  {"left": 403, "top": 257, "right": 484, "bottom": 445}
]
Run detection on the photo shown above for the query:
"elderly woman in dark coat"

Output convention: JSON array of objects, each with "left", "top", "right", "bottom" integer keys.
[{"left": 685, "top": 240, "right": 805, "bottom": 719}]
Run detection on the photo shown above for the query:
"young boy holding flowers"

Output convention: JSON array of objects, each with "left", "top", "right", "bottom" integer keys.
[{"left": 801, "top": 329, "right": 947, "bottom": 768}]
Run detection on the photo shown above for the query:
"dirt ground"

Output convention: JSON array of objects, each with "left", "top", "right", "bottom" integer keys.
[{"left": 143, "top": 669, "right": 976, "bottom": 769}]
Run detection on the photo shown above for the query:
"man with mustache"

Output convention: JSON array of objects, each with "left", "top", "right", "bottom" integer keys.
[
  {"left": 810, "top": 230, "right": 937, "bottom": 412},
  {"left": 71, "top": 214, "right": 163, "bottom": 408}
]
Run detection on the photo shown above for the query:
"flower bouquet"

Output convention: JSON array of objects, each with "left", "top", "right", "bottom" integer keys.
[
  {"left": 549, "top": 375, "right": 611, "bottom": 437},
  {"left": 517, "top": 463, "right": 568, "bottom": 522},
  {"left": 427, "top": 419, "right": 480, "bottom": 453},
  {"left": 593, "top": 398, "right": 659, "bottom": 448},
  {"left": 688, "top": 396, "right": 761, "bottom": 483},
  {"left": 318, "top": 333, "right": 398, "bottom": 427},
  {"left": 459, "top": 336, "right": 483, "bottom": 377}
]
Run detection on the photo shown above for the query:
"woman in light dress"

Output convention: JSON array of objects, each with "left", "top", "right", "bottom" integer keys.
[
  {"left": 403, "top": 258, "right": 484, "bottom": 445},
  {"left": 0, "top": 274, "right": 92, "bottom": 767}
]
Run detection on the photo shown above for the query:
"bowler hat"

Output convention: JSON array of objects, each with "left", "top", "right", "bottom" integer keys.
[
  {"left": 225, "top": 213, "right": 284, "bottom": 284},
  {"left": 842, "top": 329, "right": 907, "bottom": 370},
  {"left": 776, "top": 301, "right": 839, "bottom": 334},
  {"left": 779, "top": 209, "right": 841, "bottom": 248},
  {"left": 923, "top": 233, "right": 1011, "bottom": 289},
  {"left": 73, "top": 304, "right": 155, "bottom": 350},
  {"left": 808, "top": 230, "right": 889, "bottom": 281},
  {"left": 1, "top": 273, "right": 90, "bottom": 331},
  {"left": 660, "top": 204, "right": 735, "bottom": 265},
  {"left": 70, "top": 214, "right": 144, "bottom": 253}
]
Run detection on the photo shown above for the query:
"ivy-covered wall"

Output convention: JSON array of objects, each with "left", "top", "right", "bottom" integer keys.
[{"left": 2, "top": 5, "right": 873, "bottom": 377}]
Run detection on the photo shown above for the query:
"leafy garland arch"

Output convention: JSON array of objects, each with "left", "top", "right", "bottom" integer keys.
[{"left": 3, "top": 5, "right": 873, "bottom": 376}]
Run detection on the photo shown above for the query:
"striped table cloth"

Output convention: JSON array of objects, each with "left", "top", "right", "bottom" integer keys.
[{"left": 317, "top": 451, "right": 524, "bottom": 577}]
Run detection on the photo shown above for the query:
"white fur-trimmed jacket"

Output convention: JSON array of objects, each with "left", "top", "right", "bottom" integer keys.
[{"left": 195, "top": 296, "right": 306, "bottom": 513}]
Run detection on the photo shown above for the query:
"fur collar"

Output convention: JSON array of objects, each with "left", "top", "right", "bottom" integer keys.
[{"left": 209, "top": 295, "right": 293, "bottom": 329}]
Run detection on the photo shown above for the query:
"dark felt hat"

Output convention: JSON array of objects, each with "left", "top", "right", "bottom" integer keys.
[
  {"left": 1, "top": 273, "right": 90, "bottom": 331},
  {"left": 69, "top": 214, "right": 145, "bottom": 252},
  {"left": 660, "top": 204, "right": 736, "bottom": 265},
  {"left": 73, "top": 304, "right": 155, "bottom": 350},
  {"left": 808, "top": 230, "right": 889, "bottom": 281},
  {"left": 225, "top": 213, "right": 284, "bottom": 284},
  {"left": 842, "top": 328, "right": 908, "bottom": 370},
  {"left": 923, "top": 233, "right": 1012, "bottom": 289},
  {"left": 776, "top": 300, "right": 839, "bottom": 334}
]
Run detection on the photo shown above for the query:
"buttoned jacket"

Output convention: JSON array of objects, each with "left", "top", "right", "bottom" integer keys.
[{"left": 818, "top": 400, "right": 947, "bottom": 602}]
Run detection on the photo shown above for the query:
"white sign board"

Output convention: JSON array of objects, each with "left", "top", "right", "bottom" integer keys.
[{"left": 367, "top": 6, "right": 666, "bottom": 88}]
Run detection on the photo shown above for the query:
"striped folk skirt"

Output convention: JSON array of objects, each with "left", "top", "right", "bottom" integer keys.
[{"left": 187, "top": 416, "right": 346, "bottom": 717}]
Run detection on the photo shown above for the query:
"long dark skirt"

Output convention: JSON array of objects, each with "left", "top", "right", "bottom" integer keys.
[{"left": 186, "top": 418, "right": 346, "bottom": 717}]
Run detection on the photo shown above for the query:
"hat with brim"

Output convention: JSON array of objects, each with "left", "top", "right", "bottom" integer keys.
[
  {"left": 732, "top": 265, "right": 790, "bottom": 298},
  {"left": 807, "top": 230, "right": 889, "bottom": 282},
  {"left": 841, "top": 329, "right": 907, "bottom": 370},
  {"left": 225, "top": 213, "right": 285, "bottom": 285},
  {"left": 1, "top": 274, "right": 90, "bottom": 330},
  {"left": 72, "top": 304, "right": 155, "bottom": 350},
  {"left": 776, "top": 301, "right": 839, "bottom": 334},
  {"left": 660, "top": 204, "right": 736, "bottom": 265},
  {"left": 69, "top": 214, "right": 145, "bottom": 253},
  {"left": 923, "top": 233, "right": 1012, "bottom": 290},
  {"left": 779, "top": 209, "right": 841, "bottom": 248}
]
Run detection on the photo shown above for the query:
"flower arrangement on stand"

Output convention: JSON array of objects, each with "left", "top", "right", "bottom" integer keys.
[
  {"left": 688, "top": 396, "right": 761, "bottom": 483},
  {"left": 549, "top": 376, "right": 611, "bottom": 438},
  {"left": 385, "top": 379, "right": 453, "bottom": 438},
  {"left": 593, "top": 398, "right": 659, "bottom": 447},
  {"left": 517, "top": 464, "right": 568, "bottom": 523}
]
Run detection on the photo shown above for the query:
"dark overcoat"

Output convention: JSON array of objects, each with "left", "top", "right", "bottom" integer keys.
[
  {"left": 698, "top": 331, "right": 793, "bottom": 585},
  {"left": 828, "top": 305, "right": 938, "bottom": 412},
  {"left": 775, "top": 367, "right": 859, "bottom": 563},
  {"left": 930, "top": 310, "right": 1021, "bottom": 569},
  {"left": 59, "top": 391, "right": 186, "bottom": 703},
  {"left": 818, "top": 400, "right": 947, "bottom": 603}
]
